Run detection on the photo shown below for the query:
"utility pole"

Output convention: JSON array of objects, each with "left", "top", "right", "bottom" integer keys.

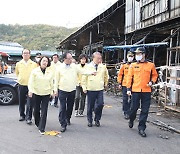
[{"left": 89, "top": 31, "right": 92, "bottom": 57}]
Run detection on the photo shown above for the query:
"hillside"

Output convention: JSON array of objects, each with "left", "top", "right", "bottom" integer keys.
[{"left": 0, "top": 24, "right": 78, "bottom": 51}]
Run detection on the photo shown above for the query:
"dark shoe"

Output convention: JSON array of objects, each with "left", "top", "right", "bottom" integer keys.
[
  {"left": 60, "top": 126, "right": 66, "bottom": 132},
  {"left": 19, "top": 116, "right": 25, "bottom": 121},
  {"left": 95, "top": 120, "right": 100, "bottom": 127},
  {"left": 128, "top": 120, "right": 134, "bottom": 128},
  {"left": 26, "top": 119, "right": 32, "bottom": 125},
  {"left": 139, "top": 130, "right": 146, "bottom": 137},
  {"left": 54, "top": 104, "right": 58, "bottom": 108},
  {"left": 124, "top": 114, "right": 129, "bottom": 120},
  {"left": 88, "top": 122, "right": 92, "bottom": 127},
  {"left": 39, "top": 130, "right": 45, "bottom": 135},
  {"left": 66, "top": 119, "right": 71, "bottom": 125},
  {"left": 139, "top": 130, "right": 147, "bottom": 137},
  {"left": 74, "top": 110, "right": 78, "bottom": 117}
]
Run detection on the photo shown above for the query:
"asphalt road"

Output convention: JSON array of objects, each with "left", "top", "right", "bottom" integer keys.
[{"left": 0, "top": 94, "right": 179, "bottom": 154}]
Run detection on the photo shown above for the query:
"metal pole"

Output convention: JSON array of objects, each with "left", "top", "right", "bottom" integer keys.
[
  {"left": 153, "top": 47, "right": 155, "bottom": 63},
  {"left": 176, "top": 30, "right": 179, "bottom": 46},
  {"left": 169, "top": 29, "right": 173, "bottom": 66},
  {"left": 97, "top": 23, "right": 100, "bottom": 34},
  {"left": 89, "top": 31, "right": 92, "bottom": 57},
  {"left": 170, "top": 29, "right": 173, "bottom": 48},
  {"left": 165, "top": 48, "right": 169, "bottom": 107},
  {"left": 124, "top": 34, "right": 127, "bottom": 62}
]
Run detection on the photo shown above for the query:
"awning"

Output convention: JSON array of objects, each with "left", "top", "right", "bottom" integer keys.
[
  {"left": 103, "top": 42, "right": 168, "bottom": 51},
  {"left": 0, "top": 51, "right": 9, "bottom": 57}
]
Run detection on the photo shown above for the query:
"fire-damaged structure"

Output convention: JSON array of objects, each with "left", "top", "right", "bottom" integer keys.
[
  {"left": 124, "top": 0, "right": 180, "bottom": 66},
  {"left": 58, "top": 0, "right": 180, "bottom": 65},
  {"left": 57, "top": 0, "right": 180, "bottom": 110},
  {"left": 57, "top": 0, "right": 126, "bottom": 63}
]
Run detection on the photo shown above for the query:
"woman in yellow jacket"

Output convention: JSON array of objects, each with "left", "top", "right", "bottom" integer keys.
[{"left": 28, "top": 56, "right": 54, "bottom": 135}]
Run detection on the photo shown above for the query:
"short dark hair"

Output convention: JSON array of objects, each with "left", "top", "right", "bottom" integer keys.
[
  {"left": 135, "top": 47, "right": 146, "bottom": 53},
  {"left": 78, "top": 54, "right": 88, "bottom": 62},
  {"left": 62, "top": 52, "right": 72, "bottom": 59},
  {"left": 36, "top": 52, "right": 41, "bottom": 56},
  {"left": 52, "top": 54, "right": 59, "bottom": 58},
  {"left": 38, "top": 56, "right": 51, "bottom": 67},
  {"left": 22, "top": 49, "right": 31, "bottom": 54}
]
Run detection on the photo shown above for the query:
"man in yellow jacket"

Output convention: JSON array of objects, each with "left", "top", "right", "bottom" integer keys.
[
  {"left": 15, "top": 49, "right": 37, "bottom": 123},
  {"left": 50, "top": 54, "right": 61, "bottom": 108},
  {"left": 81, "top": 52, "right": 109, "bottom": 127},
  {"left": 54, "top": 52, "right": 79, "bottom": 132}
]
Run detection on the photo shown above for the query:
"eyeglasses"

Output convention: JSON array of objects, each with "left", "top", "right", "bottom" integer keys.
[
  {"left": 23, "top": 52, "right": 30, "bottom": 55},
  {"left": 66, "top": 58, "right": 72, "bottom": 60}
]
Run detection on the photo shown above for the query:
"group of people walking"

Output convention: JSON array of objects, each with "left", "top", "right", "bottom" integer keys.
[
  {"left": 15, "top": 47, "right": 158, "bottom": 137},
  {"left": 15, "top": 49, "right": 108, "bottom": 134}
]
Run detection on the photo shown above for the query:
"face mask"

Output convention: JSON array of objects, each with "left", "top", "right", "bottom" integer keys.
[
  {"left": 135, "top": 55, "right": 142, "bottom": 61},
  {"left": 35, "top": 57, "right": 41, "bottom": 63},
  {"left": 127, "top": 57, "right": 133, "bottom": 62}
]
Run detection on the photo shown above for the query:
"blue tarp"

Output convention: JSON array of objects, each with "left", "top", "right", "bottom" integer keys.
[{"left": 103, "top": 42, "right": 169, "bottom": 52}]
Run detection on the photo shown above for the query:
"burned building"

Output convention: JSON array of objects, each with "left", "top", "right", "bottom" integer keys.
[
  {"left": 57, "top": 0, "right": 180, "bottom": 110},
  {"left": 58, "top": 0, "right": 180, "bottom": 66},
  {"left": 124, "top": 0, "right": 180, "bottom": 66},
  {"left": 57, "top": 0, "right": 126, "bottom": 63}
]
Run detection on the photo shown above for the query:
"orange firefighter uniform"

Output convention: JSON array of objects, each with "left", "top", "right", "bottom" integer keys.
[{"left": 126, "top": 61, "right": 158, "bottom": 92}]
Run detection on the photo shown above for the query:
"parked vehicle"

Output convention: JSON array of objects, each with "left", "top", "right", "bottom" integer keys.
[{"left": 0, "top": 76, "right": 18, "bottom": 105}]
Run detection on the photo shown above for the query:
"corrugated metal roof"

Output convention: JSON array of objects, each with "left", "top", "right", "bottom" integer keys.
[
  {"left": 103, "top": 42, "right": 168, "bottom": 50},
  {"left": 0, "top": 44, "right": 60, "bottom": 57},
  {"left": 58, "top": 0, "right": 125, "bottom": 46}
]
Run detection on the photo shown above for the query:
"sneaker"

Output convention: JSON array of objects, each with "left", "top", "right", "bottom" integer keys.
[
  {"left": 60, "top": 126, "right": 66, "bottom": 132},
  {"left": 26, "top": 119, "right": 32, "bottom": 125},
  {"left": 39, "top": 130, "right": 45, "bottom": 135},
  {"left": 128, "top": 120, "right": 134, "bottom": 128},
  {"left": 19, "top": 116, "right": 25, "bottom": 121},
  {"left": 74, "top": 110, "right": 78, "bottom": 117},
  {"left": 78, "top": 112, "right": 84, "bottom": 117},
  {"left": 66, "top": 119, "right": 71, "bottom": 125},
  {"left": 124, "top": 114, "right": 129, "bottom": 120},
  {"left": 88, "top": 122, "right": 92, "bottom": 127},
  {"left": 139, "top": 130, "right": 147, "bottom": 137},
  {"left": 54, "top": 104, "right": 58, "bottom": 108},
  {"left": 95, "top": 120, "right": 100, "bottom": 127}
]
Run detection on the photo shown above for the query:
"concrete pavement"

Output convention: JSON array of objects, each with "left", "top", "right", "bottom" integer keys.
[{"left": 0, "top": 94, "right": 179, "bottom": 154}]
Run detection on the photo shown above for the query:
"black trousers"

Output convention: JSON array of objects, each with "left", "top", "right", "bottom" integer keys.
[
  {"left": 18, "top": 84, "right": 34, "bottom": 120},
  {"left": 129, "top": 92, "right": 151, "bottom": 131},
  {"left": 18, "top": 85, "right": 29, "bottom": 118},
  {"left": 122, "top": 86, "right": 131, "bottom": 115},
  {"left": 33, "top": 94, "right": 50, "bottom": 132},
  {"left": 26, "top": 94, "right": 35, "bottom": 120},
  {"left": 58, "top": 90, "right": 76, "bottom": 127},
  {"left": 54, "top": 96, "right": 59, "bottom": 105},
  {"left": 74, "top": 86, "right": 86, "bottom": 113},
  {"left": 87, "top": 90, "right": 104, "bottom": 123}
]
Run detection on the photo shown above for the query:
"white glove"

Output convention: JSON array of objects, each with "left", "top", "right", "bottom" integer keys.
[
  {"left": 147, "top": 81, "right": 153, "bottom": 87},
  {"left": 127, "top": 91, "right": 131, "bottom": 96}
]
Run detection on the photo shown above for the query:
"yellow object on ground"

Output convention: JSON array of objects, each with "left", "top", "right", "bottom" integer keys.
[
  {"left": 44, "top": 131, "right": 61, "bottom": 136},
  {"left": 104, "top": 105, "right": 113, "bottom": 108}
]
